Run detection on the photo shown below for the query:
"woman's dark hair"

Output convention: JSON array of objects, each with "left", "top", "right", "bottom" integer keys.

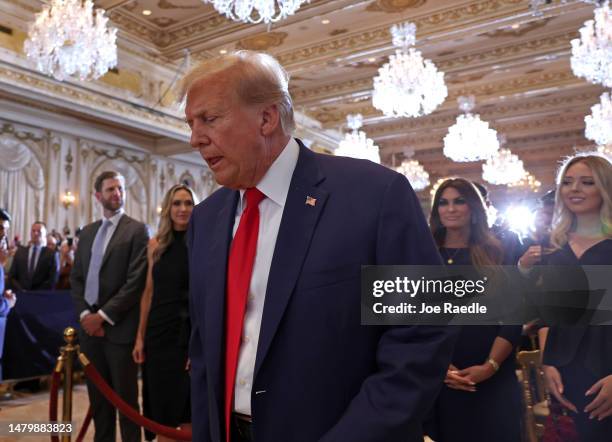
[{"left": 429, "top": 178, "right": 503, "bottom": 266}]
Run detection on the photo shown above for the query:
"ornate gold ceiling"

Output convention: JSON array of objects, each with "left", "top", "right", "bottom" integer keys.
[{"left": 0, "top": 0, "right": 605, "bottom": 193}]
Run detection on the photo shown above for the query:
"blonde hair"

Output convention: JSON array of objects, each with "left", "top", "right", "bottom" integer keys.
[
  {"left": 179, "top": 50, "right": 295, "bottom": 135},
  {"left": 550, "top": 153, "right": 612, "bottom": 248},
  {"left": 153, "top": 184, "right": 198, "bottom": 263}
]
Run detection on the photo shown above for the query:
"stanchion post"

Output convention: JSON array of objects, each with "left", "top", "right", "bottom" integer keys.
[{"left": 61, "top": 327, "right": 77, "bottom": 442}]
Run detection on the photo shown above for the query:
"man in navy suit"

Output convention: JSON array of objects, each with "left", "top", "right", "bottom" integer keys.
[
  {"left": 9, "top": 221, "right": 59, "bottom": 290},
  {"left": 183, "top": 51, "right": 456, "bottom": 442}
]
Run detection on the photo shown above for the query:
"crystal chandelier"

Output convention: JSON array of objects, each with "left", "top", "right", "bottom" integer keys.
[
  {"left": 482, "top": 148, "right": 527, "bottom": 185},
  {"left": 585, "top": 92, "right": 612, "bottom": 145},
  {"left": 570, "top": 1, "right": 612, "bottom": 87},
  {"left": 24, "top": 0, "right": 117, "bottom": 81},
  {"left": 336, "top": 114, "right": 380, "bottom": 164},
  {"left": 372, "top": 22, "right": 447, "bottom": 118},
  {"left": 395, "top": 158, "right": 430, "bottom": 191},
  {"left": 443, "top": 96, "right": 499, "bottom": 162},
  {"left": 597, "top": 143, "right": 612, "bottom": 159},
  {"left": 203, "top": 0, "right": 307, "bottom": 23},
  {"left": 508, "top": 172, "right": 541, "bottom": 192}
]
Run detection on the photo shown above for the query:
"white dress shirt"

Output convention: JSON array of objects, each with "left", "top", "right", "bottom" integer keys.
[
  {"left": 79, "top": 209, "right": 125, "bottom": 326},
  {"left": 233, "top": 138, "right": 299, "bottom": 416}
]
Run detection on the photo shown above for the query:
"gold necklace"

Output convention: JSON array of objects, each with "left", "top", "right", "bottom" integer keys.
[{"left": 443, "top": 248, "right": 462, "bottom": 265}]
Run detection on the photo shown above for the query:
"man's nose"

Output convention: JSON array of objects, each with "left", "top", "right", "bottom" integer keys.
[{"left": 190, "top": 122, "right": 210, "bottom": 148}]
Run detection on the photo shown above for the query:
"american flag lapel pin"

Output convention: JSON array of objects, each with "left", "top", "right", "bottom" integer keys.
[{"left": 305, "top": 196, "right": 317, "bottom": 207}]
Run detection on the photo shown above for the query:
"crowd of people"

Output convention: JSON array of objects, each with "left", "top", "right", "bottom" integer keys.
[
  {"left": 0, "top": 215, "right": 77, "bottom": 292},
  {"left": 1, "top": 50, "right": 611, "bottom": 442}
]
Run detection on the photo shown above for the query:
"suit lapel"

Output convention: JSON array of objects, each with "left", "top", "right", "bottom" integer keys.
[
  {"left": 254, "top": 142, "right": 328, "bottom": 378},
  {"left": 32, "top": 247, "right": 49, "bottom": 274},
  {"left": 205, "top": 190, "right": 239, "bottom": 411}
]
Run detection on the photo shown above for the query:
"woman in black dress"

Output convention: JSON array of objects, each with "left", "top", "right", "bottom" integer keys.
[
  {"left": 132, "top": 184, "right": 197, "bottom": 441},
  {"left": 427, "top": 178, "right": 522, "bottom": 442},
  {"left": 518, "top": 154, "right": 612, "bottom": 441}
]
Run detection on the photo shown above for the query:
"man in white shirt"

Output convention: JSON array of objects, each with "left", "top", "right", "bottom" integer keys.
[
  {"left": 183, "top": 51, "right": 456, "bottom": 442},
  {"left": 71, "top": 171, "right": 149, "bottom": 442},
  {"left": 8, "top": 221, "right": 58, "bottom": 290}
]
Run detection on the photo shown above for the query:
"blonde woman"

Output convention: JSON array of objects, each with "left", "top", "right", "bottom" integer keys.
[
  {"left": 520, "top": 154, "right": 612, "bottom": 441},
  {"left": 133, "top": 184, "right": 197, "bottom": 441}
]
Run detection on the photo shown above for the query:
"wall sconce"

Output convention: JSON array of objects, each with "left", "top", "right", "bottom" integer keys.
[
  {"left": 156, "top": 205, "right": 162, "bottom": 215},
  {"left": 61, "top": 190, "right": 76, "bottom": 209}
]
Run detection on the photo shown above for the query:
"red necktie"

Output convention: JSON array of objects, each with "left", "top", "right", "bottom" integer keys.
[{"left": 225, "top": 188, "right": 265, "bottom": 441}]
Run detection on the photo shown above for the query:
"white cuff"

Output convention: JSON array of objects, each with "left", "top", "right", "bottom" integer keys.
[
  {"left": 97, "top": 309, "right": 115, "bottom": 326},
  {"left": 79, "top": 309, "right": 90, "bottom": 320}
]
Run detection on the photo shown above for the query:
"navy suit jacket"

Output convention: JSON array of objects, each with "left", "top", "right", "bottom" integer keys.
[
  {"left": 188, "top": 141, "right": 457, "bottom": 442},
  {"left": 8, "top": 245, "right": 59, "bottom": 290}
]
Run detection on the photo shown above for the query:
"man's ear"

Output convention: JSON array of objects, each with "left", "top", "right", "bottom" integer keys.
[
  {"left": 260, "top": 103, "right": 281, "bottom": 136},
  {"left": 94, "top": 192, "right": 102, "bottom": 204}
]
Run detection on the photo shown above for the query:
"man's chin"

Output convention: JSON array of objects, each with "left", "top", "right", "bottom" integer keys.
[
  {"left": 103, "top": 203, "right": 123, "bottom": 213},
  {"left": 213, "top": 173, "right": 238, "bottom": 189}
]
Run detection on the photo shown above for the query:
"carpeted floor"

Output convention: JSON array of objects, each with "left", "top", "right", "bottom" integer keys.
[{"left": 0, "top": 382, "right": 114, "bottom": 442}]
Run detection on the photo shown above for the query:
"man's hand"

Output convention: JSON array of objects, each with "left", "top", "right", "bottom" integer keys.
[
  {"left": 543, "top": 365, "right": 577, "bottom": 413},
  {"left": 585, "top": 374, "right": 612, "bottom": 421},
  {"left": 81, "top": 313, "right": 104, "bottom": 336}
]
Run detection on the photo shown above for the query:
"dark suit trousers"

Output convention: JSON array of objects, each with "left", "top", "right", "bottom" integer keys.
[{"left": 80, "top": 332, "right": 140, "bottom": 442}]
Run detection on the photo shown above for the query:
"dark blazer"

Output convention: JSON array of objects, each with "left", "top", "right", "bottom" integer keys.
[
  {"left": 9, "top": 245, "right": 59, "bottom": 290},
  {"left": 70, "top": 214, "right": 149, "bottom": 345},
  {"left": 188, "top": 141, "right": 457, "bottom": 442}
]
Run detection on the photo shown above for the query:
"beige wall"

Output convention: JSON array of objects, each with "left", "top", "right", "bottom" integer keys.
[{"left": 0, "top": 115, "right": 214, "bottom": 242}]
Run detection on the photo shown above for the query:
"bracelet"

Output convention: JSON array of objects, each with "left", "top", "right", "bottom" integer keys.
[{"left": 486, "top": 358, "right": 500, "bottom": 372}]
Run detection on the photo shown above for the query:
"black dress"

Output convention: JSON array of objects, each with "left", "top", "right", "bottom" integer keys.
[
  {"left": 542, "top": 239, "right": 612, "bottom": 441},
  {"left": 143, "top": 230, "right": 191, "bottom": 427},
  {"left": 431, "top": 248, "right": 522, "bottom": 442}
]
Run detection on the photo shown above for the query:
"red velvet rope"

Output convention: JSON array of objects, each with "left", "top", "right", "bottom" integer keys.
[
  {"left": 48, "top": 371, "right": 61, "bottom": 442},
  {"left": 82, "top": 363, "right": 192, "bottom": 440},
  {"left": 75, "top": 406, "right": 93, "bottom": 442}
]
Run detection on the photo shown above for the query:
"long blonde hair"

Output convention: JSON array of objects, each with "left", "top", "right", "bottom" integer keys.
[
  {"left": 550, "top": 153, "right": 612, "bottom": 248},
  {"left": 153, "top": 184, "right": 198, "bottom": 262}
]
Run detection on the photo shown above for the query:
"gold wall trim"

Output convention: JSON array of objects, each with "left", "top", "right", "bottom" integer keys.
[
  {"left": 0, "top": 122, "right": 44, "bottom": 142},
  {"left": 0, "top": 65, "right": 189, "bottom": 138},
  {"left": 365, "top": 90, "right": 601, "bottom": 135},
  {"left": 275, "top": 0, "right": 526, "bottom": 67},
  {"left": 310, "top": 69, "right": 583, "bottom": 126}
]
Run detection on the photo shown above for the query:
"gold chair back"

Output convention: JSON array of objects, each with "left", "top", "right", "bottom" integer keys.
[{"left": 517, "top": 350, "right": 549, "bottom": 442}]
